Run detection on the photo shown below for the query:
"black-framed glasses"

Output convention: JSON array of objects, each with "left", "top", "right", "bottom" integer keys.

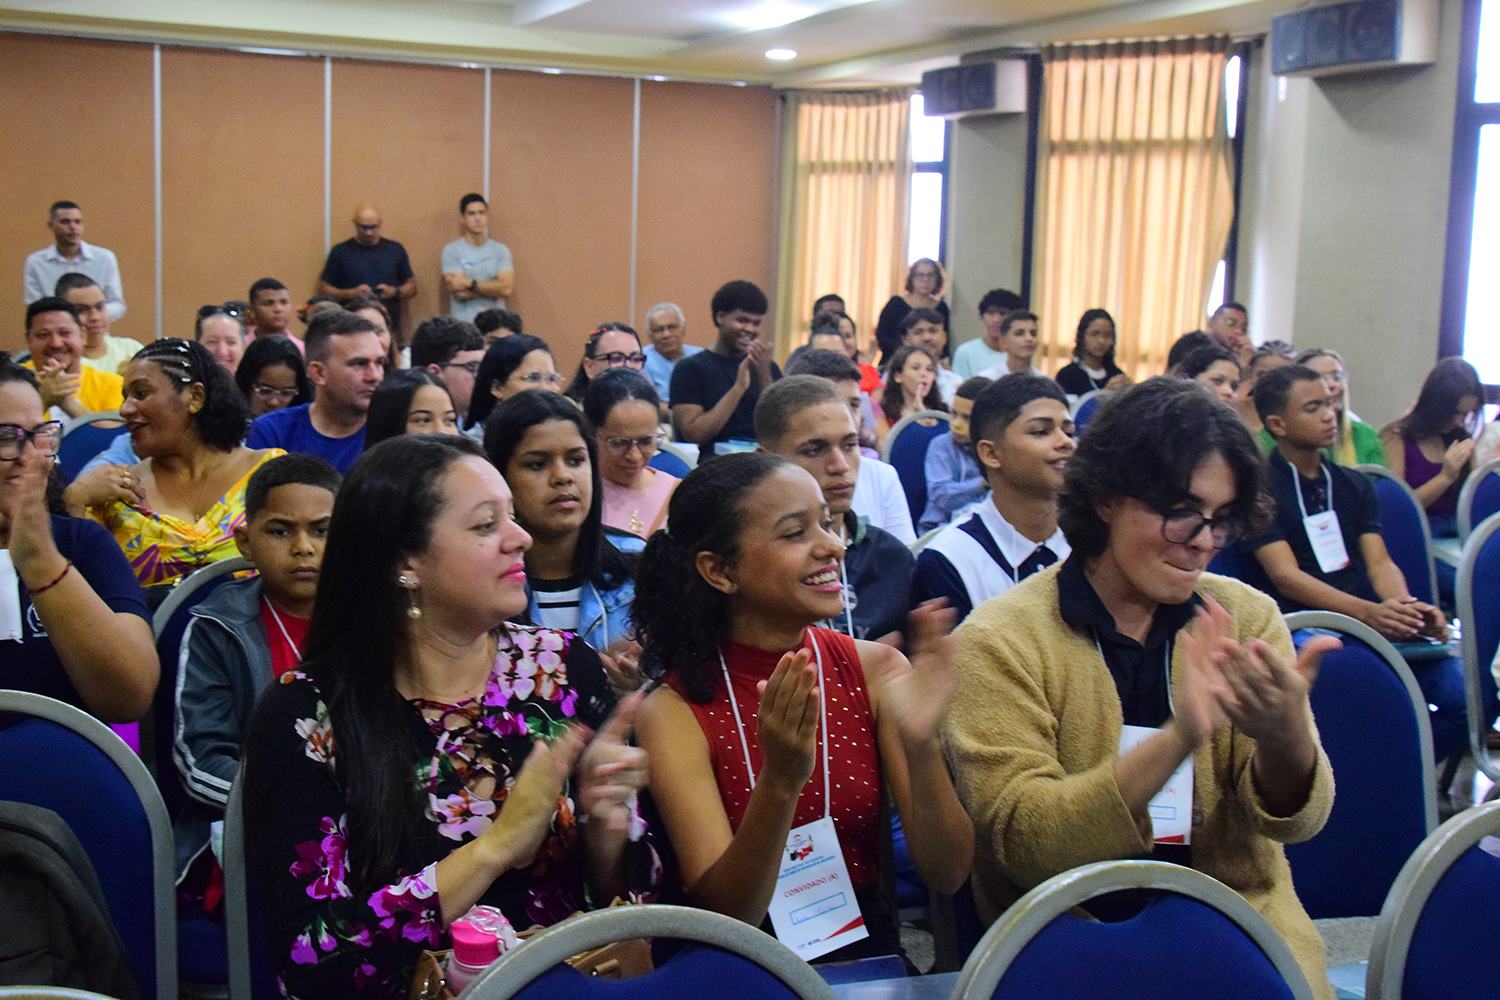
[
  {"left": 440, "top": 361, "right": 482, "bottom": 377},
  {"left": 1155, "top": 506, "right": 1238, "bottom": 549},
  {"left": 512, "top": 372, "right": 567, "bottom": 387},
  {"left": 601, "top": 434, "right": 658, "bottom": 456},
  {"left": 0, "top": 421, "right": 63, "bottom": 461},
  {"left": 252, "top": 384, "right": 299, "bottom": 403},
  {"left": 596, "top": 352, "right": 647, "bottom": 367}
]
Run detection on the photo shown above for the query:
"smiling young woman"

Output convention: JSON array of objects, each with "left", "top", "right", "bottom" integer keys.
[
  {"left": 632, "top": 453, "right": 972, "bottom": 966},
  {"left": 943, "top": 377, "right": 1341, "bottom": 1000}
]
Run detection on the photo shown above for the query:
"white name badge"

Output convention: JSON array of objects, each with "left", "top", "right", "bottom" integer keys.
[
  {"left": 1119, "top": 725, "right": 1193, "bottom": 845},
  {"left": 765, "top": 816, "right": 869, "bottom": 961},
  {"left": 1303, "top": 509, "right": 1351, "bottom": 574}
]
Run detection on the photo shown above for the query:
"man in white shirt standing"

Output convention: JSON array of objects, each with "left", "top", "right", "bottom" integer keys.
[
  {"left": 441, "top": 193, "right": 515, "bottom": 324},
  {"left": 24, "top": 202, "right": 126, "bottom": 322}
]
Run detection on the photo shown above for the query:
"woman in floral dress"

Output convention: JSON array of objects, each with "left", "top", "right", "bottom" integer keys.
[{"left": 242, "top": 434, "right": 656, "bottom": 998}]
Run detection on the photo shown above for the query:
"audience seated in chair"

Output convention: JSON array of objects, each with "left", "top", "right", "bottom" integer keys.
[
  {"left": 408, "top": 315, "right": 485, "bottom": 437},
  {"left": 1246, "top": 364, "right": 1467, "bottom": 760},
  {"left": 484, "top": 389, "right": 647, "bottom": 688},
  {"left": 246, "top": 310, "right": 387, "bottom": 474},
  {"left": 583, "top": 368, "right": 680, "bottom": 539},
  {"left": 640, "top": 302, "right": 703, "bottom": 410},
  {"left": 242, "top": 434, "right": 653, "bottom": 999},
  {"left": 195, "top": 304, "right": 247, "bottom": 375},
  {"left": 914, "top": 374, "right": 1073, "bottom": 626},
  {"left": 670, "top": 280, "right": 779, "bottom": 454},
  {"left": 1290, "top": 348, "right": 1387, "bottom": 467},
  {"left": 952, "top": 288, "right": 1024, "bottom": 379},
  {"left": 1175, "top": 344, "right": 1241, "bottom": 409},
  {"left": 1232, "top": 347, "right": 1291, "bottom": 440},
  {"left": 244, "top": 277, "right": 304, "bottom": 354},
  {"left": 1054, "top": 308, "right": 1131, "bottom": 400},
  {"left": 633, "top": 453, "right": 972, "bottom": 965},
  {"left": 65, "top": 339, "right": 285, "bottom": 597},
  {"left": 874, "top": 344, "right": 946, "bottom": 446},
  {"left": 0, "top": 354, "right": 156, "bottom": 722},
  {"left": 1380, "top": 357, "right": 1483, "bottom": 539},
  {"left": 465, "top": 334, "right": 564, "bottom": 435},
  {"left": 755, "top": 375, "right": 914, "bottom": 641},
  {"left": 362, "top": 369, "right": 460, "bottom": 450},
  {"left": 942, "top": 377, "right": 1339, "bottom": 999},
  {"left": 976, "top": 310, "right": 1046, "bottom": 380},
  {"left": 234, "top": 333, "right": 313, "bottom": 423},
  {"left": 917, "top": 375, "right": 990, "bottom": 533},
  {"left": 900, "top": 309, "right": 961, "bottom": 405},
  {"left": 564, "top": 323, "right": 647, "bottom": 403},
  {"left": 173, "top": 455, "right": 340, "bottom": 895},
  {"left": 55, "top": 272, "right": 144, "bottom": 376},
  {"left": 23, "top": 297, "right": 125, "bottom": 420}
]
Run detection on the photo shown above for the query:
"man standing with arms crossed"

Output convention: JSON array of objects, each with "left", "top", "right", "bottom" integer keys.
[{"left": 441, "top": 194, "right": 514, "bottom": 323}]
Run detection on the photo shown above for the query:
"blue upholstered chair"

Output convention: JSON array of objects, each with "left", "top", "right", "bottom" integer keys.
[
  {"left": 1070, "top": 389, "right": 1113, "bottom": 436},
  {"left": 1356, "top": 464, "right": 1440, "bottom": 606},
  {"left": 459, "top": 905, "right": 837, "bottom": 1000},
  {"left": 1284, "top": 612, "right": 1437, "bottom": 918},
  {"left": 649, "top": 441, "right": 695, "bottom": 478},
  {"left": 1366, "top": 799, "right": 1500, "bottom": 999},
  {"left": 880, "top": 409, "right": 950, "bottom": 534},
  {"left": 57, "top": 410, "right": 127, "bottom": 484},
  {"left": 1458, "top": 512, "right": 1500, "bottom": 783},
  {"left": 950, "top": 860, "right": 1314, "bottom": 1000},
  {"left": 1457, "top": 457, "right": 1500, "bottom": 541},
  {"left": 0, "top": 691, "right": 177, "bottom": 1000}
]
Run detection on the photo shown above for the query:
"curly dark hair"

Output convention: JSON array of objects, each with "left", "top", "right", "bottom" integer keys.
[
  {"left": 131, "top": 338, "right": 252, "bottom": 451},
  {"left": 1057, "top": 377, "right": 1271, "bottom": 560},
  {"left": 634, "top": 452, "right": 793, "bottom": 703}
]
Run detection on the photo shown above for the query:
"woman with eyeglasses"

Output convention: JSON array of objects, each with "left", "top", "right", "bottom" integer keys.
[
  {"left": 235, "top": 335, "right": 314, "bottom": 419},
  {"left": 582, "top": 368, "right": 678, "bottom": 538},
  {"left": 943, "top": 377, "right": 1339, "bottom": 999},
  {"left": 196, "top": 303, "right": 247, "bottom": 374},
  {"left": 564, "top": 323, "right": 648, "bottom": 402},
  {"left": 0, "top": 354, "right": 158, "bottom": 721},
  {"left": 465, "top": 334, "right": 564, "bottom": 433},
  {"left": 64, "top": 339, "right": 284, "bottom": 598},
  {"left": 875, "top": 258, "right": 950, "bottom": 366},
  {"left": 484, "top": 390, "right": 646, "bottom": 694}
]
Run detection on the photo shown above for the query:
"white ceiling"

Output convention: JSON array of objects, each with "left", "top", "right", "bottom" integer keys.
[{"left": 0, "top": 0, "right": 1299, "bottom": 85}]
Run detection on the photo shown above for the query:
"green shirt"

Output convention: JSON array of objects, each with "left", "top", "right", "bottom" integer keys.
[{"left": 1258, "top": 418, "right": 1388, "bottom": 467}]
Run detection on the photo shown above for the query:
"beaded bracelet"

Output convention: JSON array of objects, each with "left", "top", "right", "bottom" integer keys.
[{"left": 28, "top": 560, "right": 72, "bottom": 596}]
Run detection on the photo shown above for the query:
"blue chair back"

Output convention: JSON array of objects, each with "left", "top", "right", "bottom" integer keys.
[
  {"left": 881, "top": 411, "right": 949, "bottom": 533},
  {"left": 1206, "top": 542, "right": 1249, "bottom": 581},
  {"left": 1358, "top": 465, "right": 1438, "bottom": 606},
  {"left": 1284, "top": 613, "right": 1436, "bottom": 918},
  {"left": 1459, "top": 512, "right": 1500, "bottom": 782},
  {"left": 151, "top": 558, "right": 253, "bottom": 816},
  {"left": 648, "top": 448, "right": 692, "bottom": 478},
  {"left": 1072, "top": 393, "right": 1106, "bottom": 435},
  {"left": 0, "top": 693, "right": 175, "bottom": 1000},
  {"left": 58, "top": 421, "right": 127, "bottom": 483},
  {"left": 1458, "top": 458, "right": 1500, "bottom": 540},
  {"left": 1367, "top": 799, "right": 1500, "bottom": 999},
  {"left": 512, "top": 947, "right": 812, "bottom": 1000},
  {"left": 952, "top": 861, "right": 1313, "bottom": 1000}
]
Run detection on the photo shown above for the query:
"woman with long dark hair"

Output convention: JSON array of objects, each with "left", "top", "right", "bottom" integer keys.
[
  {"left": 484, "top": 390, "right": 644, "bottom": 662},
  {"left": 582, "top": 368, "right": 678, "bottom": 538},
  {"left": 634, "top": 453, "right": 972, "bottom": 964},
  {"left": 465, "top": 334, "right": 563, "bottom": 432},
  {"left": 363, "top": 369, "right": 459, "bottom": 450},
  {"left": 235, "top": 334, "right": 314, "bottom": 418},
  {"left": 242, "top": 434, "right": 653, "bottom": 998},
  {"left": 875, "top": 344, "right": 946, "bottom": 445},
  {"left": 1380, "top": 357, "right": 1484, "bottom": 534},
  {"left": 1054, "top": 308, "right": 1130, "bottom": 398}
]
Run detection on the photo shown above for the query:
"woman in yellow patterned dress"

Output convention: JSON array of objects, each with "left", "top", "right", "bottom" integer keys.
[{"left": 64, "top": 339, "right": 283, "bottom": 601}]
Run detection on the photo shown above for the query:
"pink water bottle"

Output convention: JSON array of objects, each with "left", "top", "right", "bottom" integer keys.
[{"left": 446, "top": 905, "right": 519, "bottom": 994}]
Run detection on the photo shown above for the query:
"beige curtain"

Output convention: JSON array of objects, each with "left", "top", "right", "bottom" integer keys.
[
  {"left": 1034, "top": 37, "right": 1235, "bottom": 378},
  {"left": 775, "top": 88, "right": 913, "bottom": 360}
]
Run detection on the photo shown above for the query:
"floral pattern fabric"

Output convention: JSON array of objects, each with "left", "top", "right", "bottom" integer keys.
[{"left": 242, "top": 626, "right": 658, "bottom": 999}]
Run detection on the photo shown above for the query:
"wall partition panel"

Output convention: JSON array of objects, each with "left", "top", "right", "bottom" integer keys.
[
  {"left": 0, "top": 34, "right": 155, "bottom": 352},
  {"left": 635, "top": 81, "right": 777, "bottom": 348},
  {"left": 160, "top": 47, "right": 325, "bottom": 340},
  {"left": 489, "top": 69, "right": 635, "bottom": 374},
  {"left": 330, "top": 59, "right": 485, "bottom": 341}
]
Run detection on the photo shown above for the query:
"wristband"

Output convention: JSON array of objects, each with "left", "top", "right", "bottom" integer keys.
[{"left": 29, "top": 560, "right": 72, "bottom": 596}]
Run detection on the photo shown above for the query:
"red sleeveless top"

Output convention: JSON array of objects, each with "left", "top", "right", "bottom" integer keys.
[{"left": 663, "top": 628, "right": 884, "bottom": 890}]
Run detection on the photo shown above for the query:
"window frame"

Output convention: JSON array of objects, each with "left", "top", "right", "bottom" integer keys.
[{"left": 909, "top": 93, "right": 951, "bottom": 266}]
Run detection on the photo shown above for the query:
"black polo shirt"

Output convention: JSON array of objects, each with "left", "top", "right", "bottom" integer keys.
[{"left": 1246, "top": 451, "right": 1381, "bottom": 612}]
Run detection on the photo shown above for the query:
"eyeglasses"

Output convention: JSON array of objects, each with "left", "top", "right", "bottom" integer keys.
[
  {"left": 511, "top": 372, "right": 567, "bottom": 387},
  {"left": 440, "top": 361, "right": 482, "bottom": 377},
  {"left": 1154, "top": 506, "right": 1238, "bottom": 549},
  {"left": 595, "top": 352, "right": 648, "bottom": 368},
  {"left": 0, "top": 421, "right": 63, "bottom": 461},
  {"left": 197, "top": 303, "right": 243, "bottom": 319},
  {"left": 602, "top": 434, "right": 658, "bottom": 457},
  {"left": 355, "top": 223, "right": 381, "bottom": 233},
  {"left": 252, "top": 384, "right": 299, "bottom": 403}
]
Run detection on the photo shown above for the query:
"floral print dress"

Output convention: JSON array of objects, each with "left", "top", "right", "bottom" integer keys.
[{"left": 242, "top": 626, "right": 658, "bottom": 999}]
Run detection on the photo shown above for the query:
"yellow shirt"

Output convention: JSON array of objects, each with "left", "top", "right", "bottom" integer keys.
[{"left": 23, "top": 360, "right": 125, "bottom": 413}]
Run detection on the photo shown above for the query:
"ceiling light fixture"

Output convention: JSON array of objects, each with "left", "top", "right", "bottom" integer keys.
[
  {"left": 729, "top": 3, "right": 809, "bottom": 31},
  {"left": 765, "top": 48, "right": 798, "bottom": 61},
  {"left": 649, "top": 74, "right": 667, "bottom": 81},
  {"left": 541, "top": 67, "right": 563, "bottom": 74}
]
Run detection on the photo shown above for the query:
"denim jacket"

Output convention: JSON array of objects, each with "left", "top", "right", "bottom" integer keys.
[{"left": 524, "top": 531, "right": 645, "bottom": 653}]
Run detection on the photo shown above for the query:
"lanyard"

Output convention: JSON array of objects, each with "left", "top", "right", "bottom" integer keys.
[
  {"left": 838, "top": 562, "right": 855, "bottom": 639},
  {"left": 719, "top": 631, "right": 832, "bottom": 820},
  {"left": 263, "top": 597, "right": 303, "bottom": 663},
  {"left": 1291, "top": 461, "right": 1333, "bottom": 522},
  {"left": 1094, "top": 633, "right": 1175, "bottom": 715}
]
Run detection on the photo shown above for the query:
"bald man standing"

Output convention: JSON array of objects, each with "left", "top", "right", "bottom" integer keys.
[{"left": 318, "top": 202, "right": 417, "bottom": 336}]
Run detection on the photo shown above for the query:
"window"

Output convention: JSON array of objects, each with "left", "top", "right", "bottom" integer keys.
[
  {"left": 907, "top": 93, "right": 949, "bottom": 264},
  {"left": 1441, "top": 0, "right": 1500, "bottom": 384},
  {"left": 1206, "top": 53, "right": 1245, "bottom": 320}
]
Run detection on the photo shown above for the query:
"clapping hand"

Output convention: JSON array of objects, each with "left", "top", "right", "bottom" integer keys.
[
  {"left": 576, "top": 692, "right": 649, "bottom": 834},
  {"left": 867, "top": 600, "right": 957, "bottom": 746},
  {"left": 485, "top": 725, "right": 588, "bottom": 869},
  {"left": 756, "top": 649, "right": 820, "bottom": 795}
]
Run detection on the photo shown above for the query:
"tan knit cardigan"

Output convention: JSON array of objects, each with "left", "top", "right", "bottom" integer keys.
[{"left": 945, "top": 566, "right": 1335, "bottom": 1000}]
